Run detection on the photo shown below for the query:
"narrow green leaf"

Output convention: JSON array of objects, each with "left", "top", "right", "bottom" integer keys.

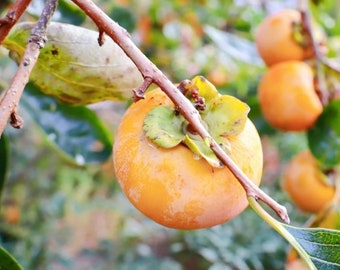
[
  {"left": 143, "top": 106, "right": 185, "bottom": 148},
  {"left": 0, "top": 246, "right": 23, "bottom": 270},
  {"left": 21, "top": 83, "right": 113, "bottom": 165},
  {"left": 3, "top": 22, "right": 143, "bottom": 105},
  {"left": 0, "top": 135, "right": 9, "bottom": 201},
  {"left": 308, "top": 100, "right": 340, "bottom": 170},
  {"left": 284, "top": 225, "right": 340, "bottom": 269}
]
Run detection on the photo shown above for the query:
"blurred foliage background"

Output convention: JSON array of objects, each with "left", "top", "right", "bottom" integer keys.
[{"left": 0, "top": 0, "right": 339, "bottom": 269}]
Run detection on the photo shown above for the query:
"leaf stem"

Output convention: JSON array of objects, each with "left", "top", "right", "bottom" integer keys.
[
  {"left": 248, "top": 197, "right": 316, "bottom": 270},
  {"left": 71, "top": 0, "right": 290, "bottom": 224}
]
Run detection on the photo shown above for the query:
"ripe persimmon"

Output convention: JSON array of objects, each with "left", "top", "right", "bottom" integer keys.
[
  {"left": 258, "top": 61, "right": 323, "bottom": 131},
  {"left": 113, "top": 87, "right": 263, "bottom": 229},
  {"left": 255, "top": 9, "right": 313, "bottom": 66},
  {"left": 282, "top": 150, "right": 335, "bottom": 213}
]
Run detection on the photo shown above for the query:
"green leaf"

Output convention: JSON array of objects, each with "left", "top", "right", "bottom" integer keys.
[
  {"left": 308, "top": 100, "right": 340, "bottom": 170},
  {"left": 284, "top": 225, "right": 340, "bottom": 269},
  {"left": 0, "top": 134, "right": 9, "bottom": 201},
  {"left": 3, "top": 22, "right": 143, "bottom": 105},
  {"left": 249, "top": 197, "right": 340, "bottom": 270},
  {"left": 143, "top": 106, "right": 185, "bottom": 148},
  {"left": 0, "top": 246, "right": 23, "bottom": 270},
  {"left": 21, "top": 83, "right": 113, "bottom": 165}
]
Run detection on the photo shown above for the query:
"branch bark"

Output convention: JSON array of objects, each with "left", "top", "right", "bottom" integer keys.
[
  {"left": 0, "top": 0, "right": 59, "bottom": 134},
  {"left": 0, "top": 0, "right": 33, "bottom": 44},
  {"left": 72, "top": 0, "right": 289, "bottom": 223},
  {"left": 299, "top": 0, "right": 329, "bottom": 105}
]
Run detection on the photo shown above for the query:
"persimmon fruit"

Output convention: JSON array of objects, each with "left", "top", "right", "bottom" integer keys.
[
  {"left": 255, "top": 9, "right": 313, "bottom": 66},
  {"left": 258, "top": 60, "right": 323, "bottom": 131},
  {"left": 113, "top": 88, "right": 263, "bottom": 229},
  {"left": 282, "top": 150, "right": 335, "bottom": 213}
]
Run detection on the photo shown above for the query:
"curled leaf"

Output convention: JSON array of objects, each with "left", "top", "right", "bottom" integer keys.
[
  {"left": 191, "top": 75, "right": 219, "bottom": 103},
  {"left": 3, "top": 22, "right": 143, "bottom": 105}
]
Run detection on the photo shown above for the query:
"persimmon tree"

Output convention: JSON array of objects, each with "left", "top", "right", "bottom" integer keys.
[{"left": 0, "top": 0, "right": 339, "bottom": 269}]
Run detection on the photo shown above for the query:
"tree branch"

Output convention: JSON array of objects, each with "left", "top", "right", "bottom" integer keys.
[
  {"left": 299, "top": 1, "right": 329, "bottom": 105},
  {"left": 72, "top": 0, "right": 289, "bottom": 223},
  {"left": 0, "top": 0, "right": 33, "bottom": 44},
  {"left": 0, "top": 0, "right": 59, "bottom": 134}
]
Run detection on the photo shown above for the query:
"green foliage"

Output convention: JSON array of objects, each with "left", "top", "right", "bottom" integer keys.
[
  {"left": 308, "top": 100, "right": 340, "bottom": 170},
  {"left": 21, "top": 83, "right": 113, "bottom": 165},
  {"left": 284, "top": 225, "right": 340, "bottom": 269},
  {"left": 0, "top": 246, "right": 23, "bottom": 270}
]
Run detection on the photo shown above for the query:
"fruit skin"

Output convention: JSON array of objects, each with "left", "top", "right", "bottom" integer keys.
[
  {"left": 283, "top": 150, "right": 335, "bottom": 213},
  {"left": 113, "top": 88, "right": 263, "bottom": 230},
  {"left": 255, "top": 9, "right": 313, "bottom": 66},
  {"left": 258, "top": 61, "right": 323, "bottom": 131}
]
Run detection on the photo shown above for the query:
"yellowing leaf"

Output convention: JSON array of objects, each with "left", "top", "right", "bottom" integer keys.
[
  {"left": 4, "top": 22, "right": 143, "bottom": 105},
  {"left": 192, "top": 75, "right": 219, "bottom": 103},
  {"left": 203, "top": 95, "right": 250, "bottom": 137}
]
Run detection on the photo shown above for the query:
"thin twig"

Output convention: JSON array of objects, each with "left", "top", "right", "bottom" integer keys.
[
  {"left": 299, "top": 1, "right": 329, "bottom": 105},
  {"left": 321, "top": 57, "right": 340, "bottom": 74},
  {"left": 0, "top": 0, "right": 59, "bottom": 134},
  {"left": 72, "top": 0, "right": 290, "bottom": 223},
  {"left": 0, "top": 0, "right": 33, "bottom": 44}
]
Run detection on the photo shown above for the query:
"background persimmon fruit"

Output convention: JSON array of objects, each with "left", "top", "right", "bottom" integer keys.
[
  {"left": 282, "top": 150, "right": 335, "bottom": 213},
  {"left": 255, "top": 9, "right": 313, "bottom": 66},
  {"left": 258, "top": 60, "right": 323, "bottom": 131}
]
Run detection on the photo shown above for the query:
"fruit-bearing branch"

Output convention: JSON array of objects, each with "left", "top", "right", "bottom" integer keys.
[
  {"left": 71, "top": 0, "right": 290, "bottom": 224},
  {"left": 0, "top": 0, "right": 33, "bottom": 45},
  {"left": 0, "top": 0, "right": 58, "bottom": 133}
]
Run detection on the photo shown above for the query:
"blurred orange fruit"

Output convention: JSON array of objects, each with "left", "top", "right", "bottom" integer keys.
[
  {"left": 258, "top": 60, "right": 323, "bottom": 131},
  {"left": 283, "top": 150, "right": 335, "bottom": 213},
  {"left": 255, "top": 9, "right": 313, "bottom": 66}
]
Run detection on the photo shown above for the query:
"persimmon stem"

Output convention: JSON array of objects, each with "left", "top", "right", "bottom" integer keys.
[
  {"left": 72, "top": 0, "right": 290, "bottom": 224},
  {"left": 0, "top": 0, "right": 58, "bottom": 135}
]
